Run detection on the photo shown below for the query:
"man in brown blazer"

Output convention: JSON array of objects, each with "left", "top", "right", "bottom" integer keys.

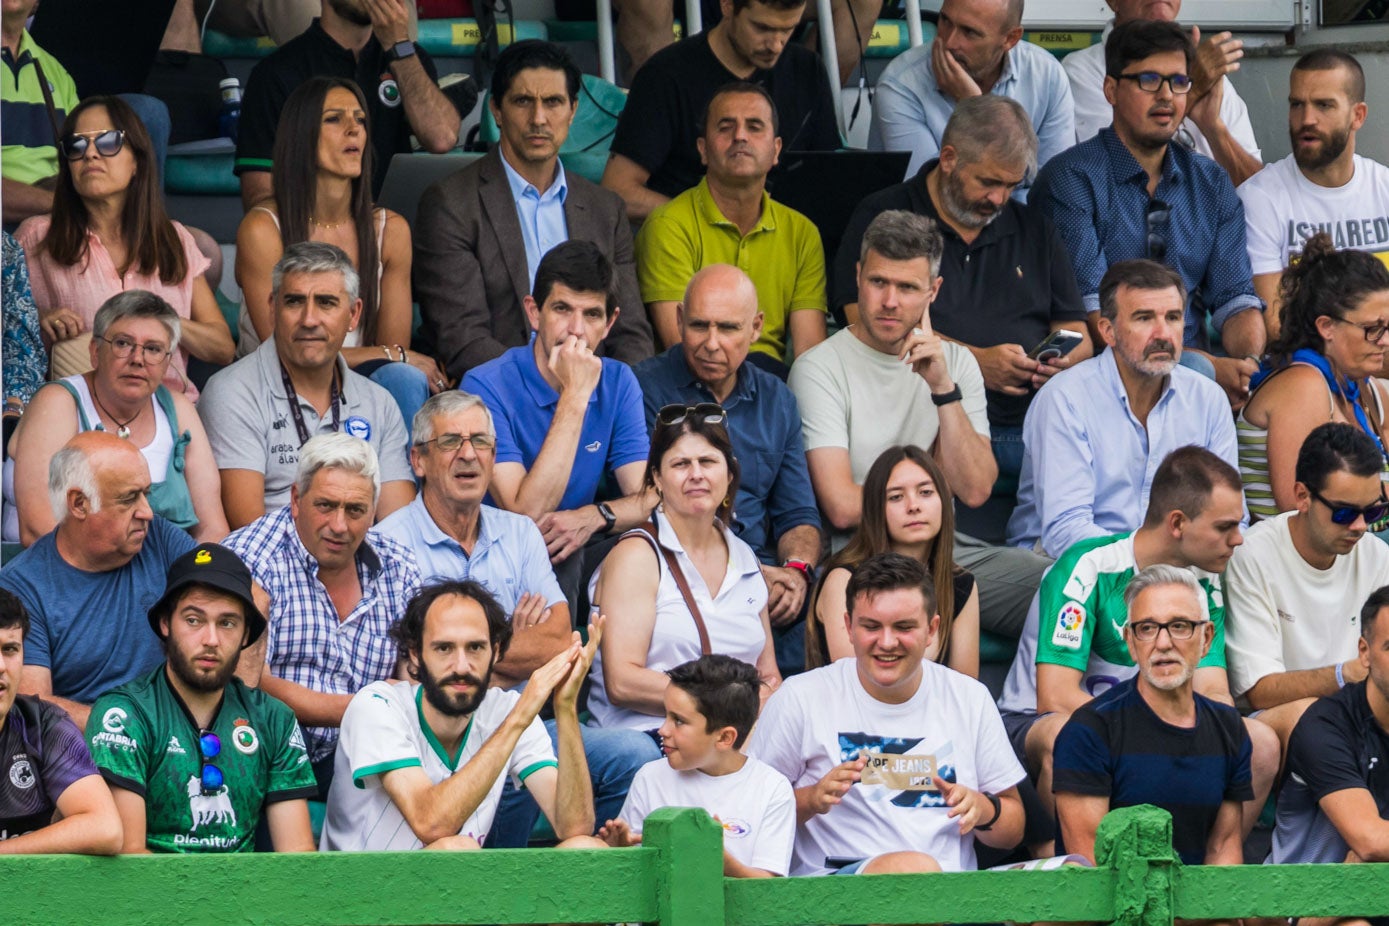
[{"left": 414, "top": 40, "right": 653, "bottom": 381}]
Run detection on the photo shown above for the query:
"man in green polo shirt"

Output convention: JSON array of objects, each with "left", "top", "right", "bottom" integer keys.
[
  {"left": 87, "top": 543, "right": 318, "bottom": 853},
  {"left": 0, "top": 0, "right": 78, "bottom": 223},
  {"left": 635, "top": 81, "right": 827, "bottom": 377}
]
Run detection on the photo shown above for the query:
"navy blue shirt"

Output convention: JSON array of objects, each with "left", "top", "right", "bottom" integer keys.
[
  {"left": 1032, "top": 127, "right": 1261, "bottom": 348},
  {"left": 634, "top": 346, "right": 820, "bottom": 564},
  {"left": 1052, "top": 676, "right": 1253, "bottom": 865}
]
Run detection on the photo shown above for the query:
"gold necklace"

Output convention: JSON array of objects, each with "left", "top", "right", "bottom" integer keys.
[{"left": 310, "top": 215, "right": 349, "bottom": 230}]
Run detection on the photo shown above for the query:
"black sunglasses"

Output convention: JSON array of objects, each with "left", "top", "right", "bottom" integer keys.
[
  {"left": 656, "top": 403, "right": 727, "bottom": 428},
  {"left": 1146, "top": 199, "right": 1170, "bottom": 265},
  {"left": 59, "top": 129, "right": 126, "bottom": 161},
  {"left": 1309, "top": 488, "right": 1389, "bottom": 527},
  {"left": 199, "top": 729, "right": 225, "bottom": 795}
]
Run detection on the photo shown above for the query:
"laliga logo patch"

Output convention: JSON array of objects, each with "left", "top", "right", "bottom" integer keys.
[
  {"left": 103, "top": 707, "right": 128, "bottom": 734},
  {"left": 345, "top": 416, "right": 372, "bottom": 440},
  {"left": 1051, "top": 601, "right": 1085, "bottom": 650},
  {"left": 379, "top": 77, "right": 401, "bottom": 107},
  {"left": 195, "top": 549, "right": 212, "bottom": 565},
  {"left": 233, "top": 726, "right": 260, "bottom": 755}
]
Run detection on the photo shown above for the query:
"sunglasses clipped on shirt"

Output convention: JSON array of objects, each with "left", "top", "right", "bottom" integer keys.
[
  {"left": 59, "top": 129, "right": 127, "bottom": 161},
  {"left": 1308, "top": 488, "right": 1389, "bottom": 527},
  {"left": 656, "top": 402, "right": 727, "bottom": 428},
  {"left": 199, "top": 729, "right": 224, "bottom": 795}
]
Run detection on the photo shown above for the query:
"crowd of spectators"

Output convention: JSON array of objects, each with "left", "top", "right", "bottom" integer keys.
[{"left": 4, "top": 0, "right": 1389, "bottom": 907}]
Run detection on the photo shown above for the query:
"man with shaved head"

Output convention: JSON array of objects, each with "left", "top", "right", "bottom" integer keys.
[
  {"left": 635, "top": 264, "right": 821, "bottom": 672},
  {"left": 0, "top": 432, "right": 197, "bottom": 730}
]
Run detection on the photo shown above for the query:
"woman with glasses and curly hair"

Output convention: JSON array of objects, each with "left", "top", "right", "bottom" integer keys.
[
  {"left": 586, "top": 403, "right": 780, "bottom": 757},
  {"left": 806, "top": 444, "right": 979, "bottom": 677},
  {"left": 15, "top": 96, "right": 235, "bottom": 400},
  {"left": 1239, "top": 231, "right": 1389, "bottom": 521}
]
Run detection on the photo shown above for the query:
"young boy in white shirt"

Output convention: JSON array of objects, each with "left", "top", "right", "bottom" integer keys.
[{"left": 600, "top": 655, "right": 795, "bottom": 877}]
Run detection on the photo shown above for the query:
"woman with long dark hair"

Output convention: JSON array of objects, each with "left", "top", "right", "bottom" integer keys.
[{"left": 807, "top": 444, "right": 980, "bottom": 676}]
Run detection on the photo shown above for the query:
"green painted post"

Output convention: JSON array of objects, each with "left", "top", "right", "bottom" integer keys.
[
  {"left": 1096, "top": 805, "right": 1180, "bottom": 926},
  {"left": 642, "top": 806, "right": 725, "bottom": 926}
]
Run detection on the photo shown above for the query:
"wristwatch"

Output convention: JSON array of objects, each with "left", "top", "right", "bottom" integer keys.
[
  {"left": 387, "top": 39, "right": 417, "bottom": 62},
  {"left": 930, "top": 384, "right": 963, "bottom": 407},
  {"left": 783, "top": 558, "right": 814, "bottom": 585},
  {"left": 596, "top": 501, "right": 618, "bottom": 534},
  {"left": 975, "top": 791, "right": 1003, "bottom": 831}
]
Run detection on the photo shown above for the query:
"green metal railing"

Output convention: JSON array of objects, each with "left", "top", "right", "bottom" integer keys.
[{"left": 2, "top": 805, "right": 1386, "bottom": 926}]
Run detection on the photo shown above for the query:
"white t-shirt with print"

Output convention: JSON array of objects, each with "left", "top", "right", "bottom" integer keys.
[
  {"left": 321, "top": 680, "right": 556, "bottom": 851},
  {"left": 746, "top": 659, "right": 1024, "bottom": 875},
  {"left": 619, "top": 755, "right": 796, "bottom": 875},
  {"left": 1238, "top": 153, "right": 1389, "bottom": 275}
]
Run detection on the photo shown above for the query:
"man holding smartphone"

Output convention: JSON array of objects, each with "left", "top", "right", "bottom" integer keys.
[{"left": 833, "top": 95, "right": 1092, "bottom": 543}]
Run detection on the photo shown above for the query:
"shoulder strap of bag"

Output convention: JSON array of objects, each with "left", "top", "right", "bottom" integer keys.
[{"left": 622, "top": 516, "right": 713, "bottom": 656}]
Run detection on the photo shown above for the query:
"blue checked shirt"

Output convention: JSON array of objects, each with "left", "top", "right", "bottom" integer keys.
[
  {"left": 225, "top": 506, "right": 422, "bottom": 761},
  {"left": 1031, "top": 127, "right": 1261, "bottom": 347}
]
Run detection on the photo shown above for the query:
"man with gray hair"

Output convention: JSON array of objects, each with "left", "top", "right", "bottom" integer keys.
[
  {"left": 0, "top": 432, "right": 197, "bottom": 730},
  {"left": 791, "top": 208, "right": 1046, "bottom": 637},
  {"left": 836, "top": 95, "right": 1091, "bottom": 544},
  {"left": 224, "top": 432, "right": 422, "bottom": 797},
  {"left": 200, "top": 241, "right": 415, "bottom": 531},
  {"left": 1052, "top": 564, "right": 1252, "bottom": 868}
]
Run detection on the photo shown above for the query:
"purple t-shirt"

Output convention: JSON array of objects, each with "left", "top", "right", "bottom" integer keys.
[{"left": 0, "top": 695, "right": 98, "bottom": 840}]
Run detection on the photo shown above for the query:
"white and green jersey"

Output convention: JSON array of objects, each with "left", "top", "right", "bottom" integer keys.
[
  {"left": 998, "top": 533, "right": 1227, "bottom": 713},
  {"left": 87, "top": 667, "right": 317, "bottom": 852},
  {"left": 320, "top": 680, "right": 557, "bottom": 851}
]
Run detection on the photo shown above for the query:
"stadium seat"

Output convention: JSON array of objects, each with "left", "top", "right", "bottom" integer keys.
[
  {"left": 416, "top": 18, "right": 549, "bottom": 57},
  {"left": 476, "top": 73, "right": 626, "bottom": 183}
]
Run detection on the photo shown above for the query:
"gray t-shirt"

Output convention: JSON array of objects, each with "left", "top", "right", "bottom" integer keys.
[{"left": 199, "top": 338, "right": 412, "bottom": 509}]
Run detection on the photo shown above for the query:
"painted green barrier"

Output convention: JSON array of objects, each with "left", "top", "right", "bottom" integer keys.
[{"left": 2, "top": 805, "right": 1387, "bottom": 926}]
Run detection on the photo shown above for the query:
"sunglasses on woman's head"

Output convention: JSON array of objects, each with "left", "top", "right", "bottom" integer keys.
[
  {"left": 59, "top": 129, "right": 126, "bottom": 161},
  {"left": 656, "top": 403, "right": 727, "bottom": 428}
]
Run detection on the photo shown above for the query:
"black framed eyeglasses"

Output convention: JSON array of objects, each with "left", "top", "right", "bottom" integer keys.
[
  {"left": 418, "top": 432, "right": 496, "bottom": 454},
  {"left": 94, "top": 334, "right": 171, "bottom": 363},
  {"left": 656, "top": 403, "right": 727, "bottom": 428},
  {"left": 1146, "top": 199, "right": 1170, "bottom": 265},
  {"left": 59, "top": 129, "right": 126, "bottom": 160},
  {"left": 198, "top": 729, "right": 224, "bottom": 795},
  {"left": 1326, "top": 315, "right": 1389, "bottom": 343},
  {"left": 1115, "top": 71, "right": 1193, "bottom": 94},
  {"left": 1127, "top": 618, "right": 1208, "bottom": 642},
  {"left": 1308, "top": 488, "right": 1389, "bottom": 526}
]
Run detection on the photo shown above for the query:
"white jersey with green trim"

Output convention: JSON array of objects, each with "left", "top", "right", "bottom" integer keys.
[{"left": 321, "top": 680, "right": 556, "bottom": 851}]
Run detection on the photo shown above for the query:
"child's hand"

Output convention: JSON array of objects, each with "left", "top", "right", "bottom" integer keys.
[{"left": 598, "top": 818, "right": 640, "bottom": 847}]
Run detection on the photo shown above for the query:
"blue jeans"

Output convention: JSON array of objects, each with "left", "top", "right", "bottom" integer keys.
[
  {"left": 117, "top": 93, "right": 170, "bottom": 183},
  {"left": 368, "top": 361, "right": 431, "bottom": 444},
  {"left": 1178, "top": 350, "right": 1217, "bottom": 380},
  {"left": 485, "top": 720, "right": 660, "bottom": 847},
  {"left": 956, "top": 424, "right": 1024, "bottom": 546}
]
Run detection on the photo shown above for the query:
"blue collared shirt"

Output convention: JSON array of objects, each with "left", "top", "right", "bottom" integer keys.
[
  {"left": 1006, "top": 348, "right": 1241, "bottom": 557},
  {"left": 1032, "top": 127, "right": 1262, "bottom": 347},
  {"left": 462, "top": 342, "right": 650, "bottom": 512},
  {"left": 500, "top": 153, "right": 569, "bottom": 290},
  {"left": 376, "top": 494, "right": 566, "bottom": 615},
  {"left": 634, "top": 346, "right": 821, "bottom": 563},
  {"left": 224, "top": 506, "right": 422, "bottom": 761},
  {"left": 868, "top": 39, "right": 1075, "bottom": 191}
]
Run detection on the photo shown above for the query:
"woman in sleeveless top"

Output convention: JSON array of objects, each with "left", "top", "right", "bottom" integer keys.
[
  {"left": 807, "top": 445, "right": 980, "bottom": 676},
  {"left": 1239, "top": 231, "right": 1389, "bottom": 520},
  {"left": 16, "top": 96, "right": 235, "bottom": 401},
  {"left": 233, "top": 76, "right": 446, "bottom": 428},
  {"left": 6, "top": 291, "right": 227, "bottom": 545},
  {"left": 587, "top": 405, "right": 780, "bottom": 733}
]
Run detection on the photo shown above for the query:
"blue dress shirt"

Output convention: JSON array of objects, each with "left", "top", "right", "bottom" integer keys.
[
  {"left": 1031, "top": 127, "right": 1261, "bottom": 347},
  {"left": 500, "top": 153, "right": 570, "bottom": 290},
  {"left": 634, "top": 346, "right": 820, "bottom": 563},
  {"left": 1006, "top": 348, "right": 1241, "bottom": 557}
]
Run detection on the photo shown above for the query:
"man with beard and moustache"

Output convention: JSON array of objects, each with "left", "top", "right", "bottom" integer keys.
[
  {"left": 234, "top": 0, "right": 460, "bottom": 209},
  {"left": 636, "top": 83, "right": 827, "bottom": 375},
  {"left": 834, "top": 95, "right": 1091, "bottom": 542},
  {"left": 321, "top": 580, "right": 607, "bottom": 851},
  {"left": 86, "top": 544, "right": 318, "bottom": 854},
  {"left": 1237, "top": 51, "right": 1389, "bottom": 341},
  {"left": 1033, "top": 20, "right": 1264, "bottom": 410},
  {"left": 1052, "top": 565, "right": 1252, "bottom": 867},
  {"left": 1008, "top": 260, "right": 1240, "bottom": 558},
  {"left": 1225, "top": 424, "right": 1389, "bottom": 752}
]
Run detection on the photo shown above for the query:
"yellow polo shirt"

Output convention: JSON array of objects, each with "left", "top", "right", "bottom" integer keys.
[{"left": 635, "top": 178, "right": 827, "bottom": 360}]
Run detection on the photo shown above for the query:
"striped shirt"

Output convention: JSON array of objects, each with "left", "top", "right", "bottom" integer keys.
[{"left": 225, "top": 506, "right": 421, "bottom": 761}]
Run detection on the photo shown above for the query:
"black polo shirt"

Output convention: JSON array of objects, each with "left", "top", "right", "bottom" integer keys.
[
  {"left": 234, "top": 18, "right": 438, "bottom": 198},
  {"left": 832, "top": 160, "right": 1086, "bottom": 429},
  {"left": 609, "top": 30, "right": 839, "bottom": 200}
]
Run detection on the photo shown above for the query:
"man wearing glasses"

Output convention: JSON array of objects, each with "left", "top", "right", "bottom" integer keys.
[
  {"left": 1053, "top": 564, "right": 1252, "bottom": 867},
  {"left": 1226, "top": 423, "right": 1389, "bottom": 753},
  {"left": 86, "top": 543, "right": 318, "bottom": 853},
  {"left": 1032, "top": 19, "right": 1263, "bottom": 410}
]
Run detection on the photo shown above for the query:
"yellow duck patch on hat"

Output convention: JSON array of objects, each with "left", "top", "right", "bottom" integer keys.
[{"left": 195, "top": 550, "right": 212, "bottom": 565}]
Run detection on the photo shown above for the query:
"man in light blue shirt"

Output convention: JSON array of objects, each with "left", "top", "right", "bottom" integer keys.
[
  {"left": 868, "top": 0, "right": 1075, "bottom": 187},
  {"left": 1007, "top": 260, "right": 1241, "bottom": 558}
]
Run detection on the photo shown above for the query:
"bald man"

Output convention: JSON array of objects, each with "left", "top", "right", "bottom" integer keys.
[
  {"left": 0, "top": 432, "right": 197, "bottom": 730},
  {"left": 634, "top": 265, "right": 822, "bottom": 673}
]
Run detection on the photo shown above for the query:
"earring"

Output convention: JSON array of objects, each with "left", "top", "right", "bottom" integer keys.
[{"left": 721, "top": 495, "right": 732, "bottom": 510}]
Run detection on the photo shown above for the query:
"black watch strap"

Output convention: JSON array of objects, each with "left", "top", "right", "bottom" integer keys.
[
  {"left": 930, "top": 385, "right": 963, "bottom": 407},
  {"left": 975, "top": 791, "right": 1003, "bottom": 831},
  {"left": 597, "top": 501, "right": 617, "bottom": 534}
]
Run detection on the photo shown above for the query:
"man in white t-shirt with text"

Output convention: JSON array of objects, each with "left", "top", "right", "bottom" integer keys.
[
  {"left": 747, "top": 552, "right": 1025, "bottom": 876},
  {"left": 1236, "top": 50, "right": 1389, "bottom": 339}
]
